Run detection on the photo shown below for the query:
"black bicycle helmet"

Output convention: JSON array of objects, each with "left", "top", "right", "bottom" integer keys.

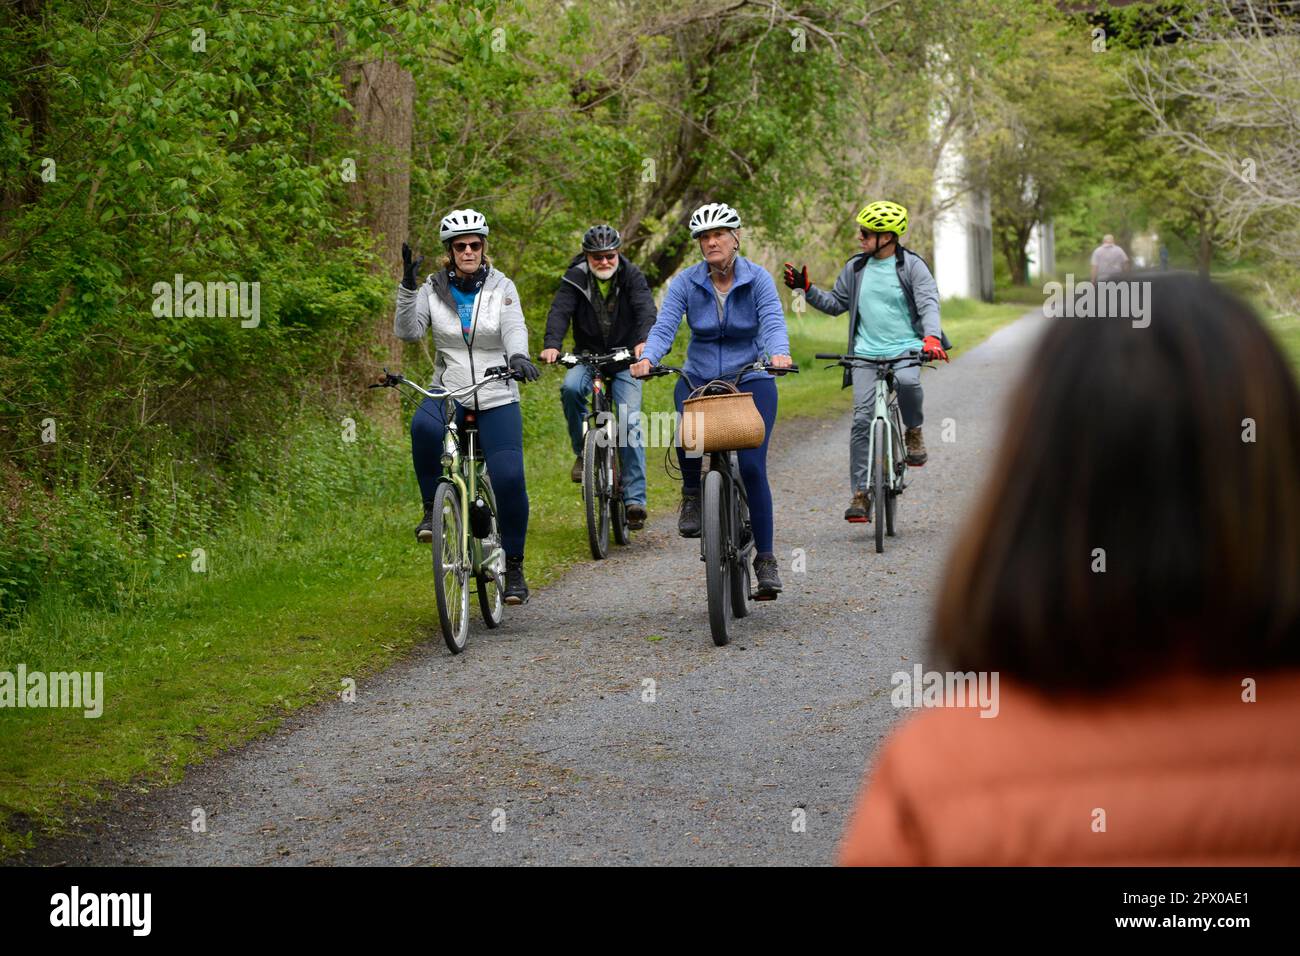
[{"left": 581, "top": 224, "right": 621, "bottom": 253}]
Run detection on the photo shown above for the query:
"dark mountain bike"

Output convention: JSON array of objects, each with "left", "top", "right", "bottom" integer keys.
[
  {"left": 641, "top": 360, "right": 798, "bottom": 646},
  {"left": 558, "top": 348, "right": 636, "bottom": 559}
]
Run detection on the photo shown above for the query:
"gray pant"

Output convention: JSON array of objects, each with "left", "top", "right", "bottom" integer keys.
[{"left": 850, "top": 362, "right": 922, "bottom": 492}]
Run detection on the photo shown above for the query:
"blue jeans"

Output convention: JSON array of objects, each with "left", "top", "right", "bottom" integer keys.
[
  {"left": 410, "top": 398, "right": 529, "bottom": 558},
  {"left": 559, "top": 364, "right": 647, "bottom": 506},
  {"left": 673, "top": 375, "right": 778, "bottom": 556}
]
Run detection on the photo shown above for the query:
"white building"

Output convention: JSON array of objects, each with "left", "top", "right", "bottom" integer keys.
[{"left": 931, "top": 106, "right": 994, "bottom": 301}]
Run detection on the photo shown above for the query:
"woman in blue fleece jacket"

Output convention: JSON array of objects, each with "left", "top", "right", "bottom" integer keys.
[{"left": 631, "top": 202, "right": 792, "bottom": 598}]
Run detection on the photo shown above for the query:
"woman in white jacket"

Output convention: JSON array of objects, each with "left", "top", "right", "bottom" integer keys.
[{"left": 393, "top": 208, "right": 539, "bottom": 604}]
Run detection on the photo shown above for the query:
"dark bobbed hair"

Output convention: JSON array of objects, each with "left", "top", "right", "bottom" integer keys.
[{"left": 933, "top": 273, "right": 1300, "bottom": 692}]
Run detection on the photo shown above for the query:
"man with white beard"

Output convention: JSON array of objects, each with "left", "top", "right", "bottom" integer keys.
[{"left": 541, "top": 224, "right": 657, "bottom": 529}]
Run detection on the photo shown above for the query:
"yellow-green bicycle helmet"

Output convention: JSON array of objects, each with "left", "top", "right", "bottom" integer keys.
[{"left": 855, "top": 200, "right": 908, "bottom": 237}]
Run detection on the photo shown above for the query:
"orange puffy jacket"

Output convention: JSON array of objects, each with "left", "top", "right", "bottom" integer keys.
[{"left": 838, "top": 670, "right": 1300, "bottom": 866}]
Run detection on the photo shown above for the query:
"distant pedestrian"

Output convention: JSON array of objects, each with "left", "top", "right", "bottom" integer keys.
[
  {"left": 1159, "top": 243, "right": 1170, "bottom": 271},
  {"left": 1089, "top": 233, "right": 1130, "bottom": 281},
  {"left": 838, "top": 274, "right": 1300, "bottom": 865}
]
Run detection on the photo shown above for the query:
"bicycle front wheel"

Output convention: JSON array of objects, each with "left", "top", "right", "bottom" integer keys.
[
  {"left": 583, "top": 428, "right": 610, "bottom": 559},
  {"left": 872, "top": 418, "right": 886, "bottom": 554},
  {"left": 702, "top": 469, "right": 732, "bottom": 646},
  {"left": 432, "top": 481, "right": 471, "bottom": 653}
]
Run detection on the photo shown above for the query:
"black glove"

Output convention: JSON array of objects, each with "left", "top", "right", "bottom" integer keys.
[
  {"left": 508, "top": 353, "right": 540, "bottom": 383},
  {"left": 783, "top": 262, "right": 810, "bottom": 292},
  {"left": 401, "top": 242, "right": 424, "bottom": 291}
]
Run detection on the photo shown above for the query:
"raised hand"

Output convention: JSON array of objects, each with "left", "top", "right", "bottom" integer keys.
[{"left": 401, "top": 241, "right": 425, "bottom": 291}]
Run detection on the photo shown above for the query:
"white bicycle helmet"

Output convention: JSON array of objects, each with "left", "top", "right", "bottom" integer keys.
[
  {"left": 439, "top": 208, "right": 489, "bottom": 242},
  {"left": 688, "top": 202, "right": 742, "bottom": 238}
]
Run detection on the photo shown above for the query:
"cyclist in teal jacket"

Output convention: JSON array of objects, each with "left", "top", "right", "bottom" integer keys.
[{"left": 785, "top": 201, "right": 949, "bottom": 523}]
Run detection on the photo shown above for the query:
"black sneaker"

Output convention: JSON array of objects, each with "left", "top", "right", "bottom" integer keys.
[
  {"left": 415, "top": 501, "right": 435, "bottom": 543},
  {"left": 753, "top": 554, "right": 782, "bottom": 600},
  {"left": 503, "top": 555, "right": 529, "bottom": 605},
  {"left": 626, "top": 503, "right": 647, "bottom": 530},
  {"left": 677, "top": 492, "right": 701, "bottom": 538}
]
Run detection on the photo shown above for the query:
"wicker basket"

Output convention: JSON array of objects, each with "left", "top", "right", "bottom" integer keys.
[{"left": 679, "top": 383, "right": 766, "bottom": 454}]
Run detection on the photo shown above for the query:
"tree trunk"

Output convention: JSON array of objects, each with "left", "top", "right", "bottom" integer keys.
[
  {"left": 0, "top": 0, "right": 50, "bottom": 228},
  {"left": 342, "top": 54, "right": 415, "bottom": 372},
  {"left": 336, "top": 47, "right": 415, "bottom": 430}
]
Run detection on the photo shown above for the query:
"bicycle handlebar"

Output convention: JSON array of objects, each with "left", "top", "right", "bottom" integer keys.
[
  {"left": 814, "top": 352, "right": 933, "bottom": 371},
  {"left": 557, "top": 349, "right": 635, "bottom": 368},
  {"left": 637, "top": 359, "right": 799, "bottom": 386},
  {"left": 368, "top": 364, "right": 521, "bottom": 401}
]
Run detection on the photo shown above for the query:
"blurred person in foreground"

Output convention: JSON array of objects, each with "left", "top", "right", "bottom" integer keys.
[{"left": 839, "top": 273, "right": 1300, "bottom": 865}]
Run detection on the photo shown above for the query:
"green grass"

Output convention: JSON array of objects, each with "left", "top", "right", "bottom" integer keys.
[{"left": 0, "top": 298, "right": 1028, "bottom": 855}]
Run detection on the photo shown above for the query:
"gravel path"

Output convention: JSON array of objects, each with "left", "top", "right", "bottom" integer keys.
[{"left": 32, "top": 310, "right": 1046, "bottom": 866}]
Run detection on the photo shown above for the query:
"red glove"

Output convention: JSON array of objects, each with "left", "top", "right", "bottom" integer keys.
[
  {"left": 783, "top": 262, "right": 810, "bottom": 292},
  {"left": 922, "top": 335, "right": 949, "bottom": 362}
]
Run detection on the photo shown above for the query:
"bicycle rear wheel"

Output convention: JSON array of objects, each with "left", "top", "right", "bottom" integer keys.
[
  {"left": 475, "top": 475, "right": 505, "bottom": 629},
  {"left": 583, "top": 428, "right": 610, "bottom": 559},
  {"left": 702, "top": 469, "right": 731, "bottom": 646},
  {"left": 432, "top": 481, "right": 470, "bottom": 653},
  {"left": 886, "top": 404, "right": 904, "bottom": 537},
  {"left": 872, "top": 418, "right": 886, "bottom": 554},
  {"left": 611, "top": 438, "right": 630, "bottom": 546},
  {"left": 730, "top": 490, "right": 752, "bottom": 617}
]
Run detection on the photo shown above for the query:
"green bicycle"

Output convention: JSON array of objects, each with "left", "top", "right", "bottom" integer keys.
[
  {"left": 816, "top": 353, "right": 930, "bottom": 554},
  {"left": 371, "top": 365, "right": 524, "bottom": 653}
]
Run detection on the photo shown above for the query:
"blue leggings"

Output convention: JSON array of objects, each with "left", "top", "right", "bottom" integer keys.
[
  {"left": 675, "top": 375, "right": 778, "bottom": 556},
  {"left": 411, "top": 398, "right": 529, "bottom": 558}
]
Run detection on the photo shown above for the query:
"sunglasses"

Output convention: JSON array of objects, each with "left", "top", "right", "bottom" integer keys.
[
  {"left": 452, "top": 240, "right": 483, "bottom": 253},
  {"left": 587, "top": 252, "right": 618, "bottom": 262}
]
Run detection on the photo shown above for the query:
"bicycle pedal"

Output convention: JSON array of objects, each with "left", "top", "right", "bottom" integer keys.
[
  {"left": 750, "top": 591, "right": 778, "bottom": 602},
  {"left": 845, "top": 516, "right": 868, "bottom": 524}
]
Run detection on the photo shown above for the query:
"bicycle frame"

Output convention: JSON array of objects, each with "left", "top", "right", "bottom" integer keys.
[
  {"left": 706, "top": 449, "right": 752, "bottom": 564},
  {"left": 864, "top": 366, "right": 904, "bottom": 496},
  {"left": 440, "top": 416, "right": 503, "bottom": 580},
  {"left": 562, "top": 349, "right": 633, "bottom": 502}
]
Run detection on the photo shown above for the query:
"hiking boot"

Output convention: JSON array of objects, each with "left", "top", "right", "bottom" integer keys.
[
  {"left": 503, "top": 555, "right": 529, "bottom": 605},
  {"left": 415, "top": 501, "right": 436, "bottom": 542},
  {"left": 570, "top": 455, "right": 584, "bottom": 483},
  {"left": 905, "top": 427, "right": 928, "bottom": 467},
  {"left": 626, "top": 503, "right": 647, "bottom": 530},
  {"left": 753, "top": 554, "right": 782, "bottom": 600},
  {"left": 677, "top": 492, "right": 701, "bottom": 538},
  {"left": 844, "top": 490, "right": 870, "bottom": 523}
]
